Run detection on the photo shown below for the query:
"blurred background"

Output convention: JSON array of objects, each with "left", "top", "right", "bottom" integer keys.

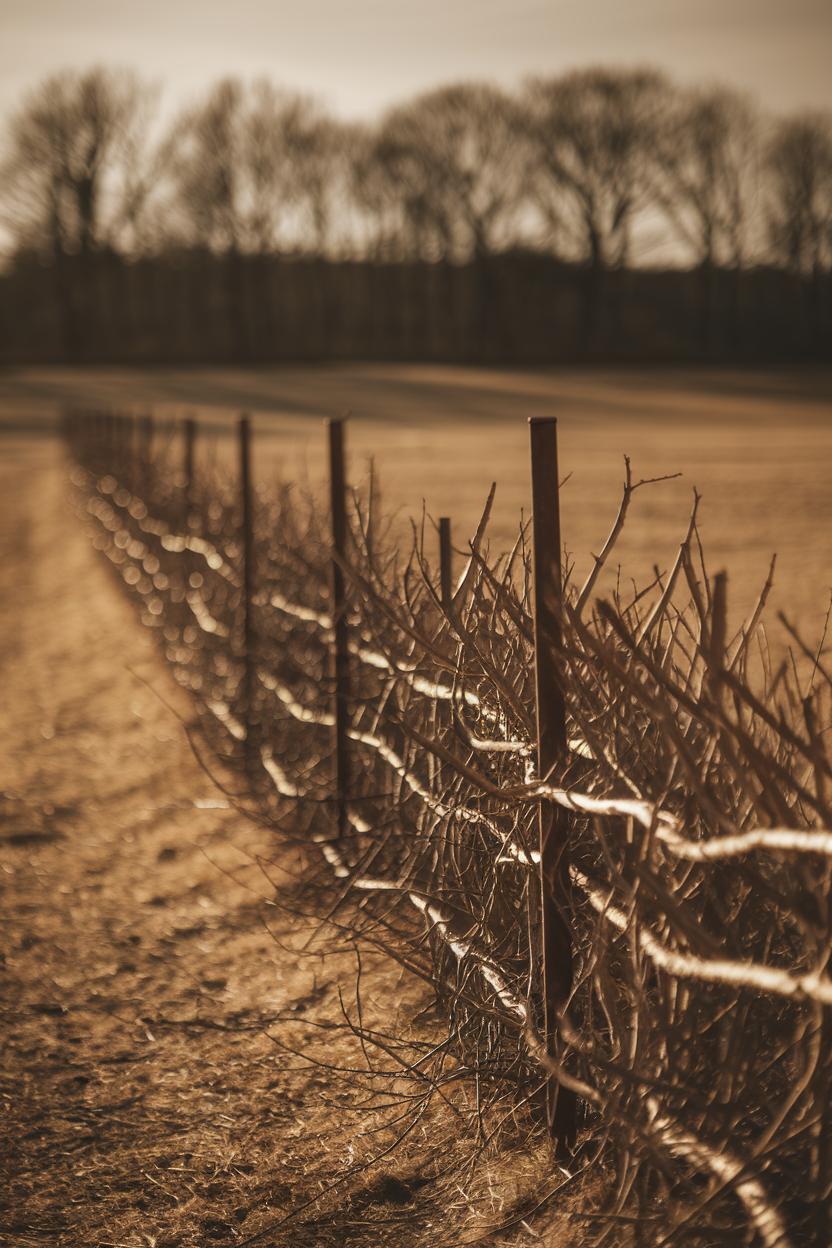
[
  {"left": 0, "top": 0, "right": 831, "bottom": 362},
  {"left": 1, "top": 0, "right": 830, "bottom": 634}
]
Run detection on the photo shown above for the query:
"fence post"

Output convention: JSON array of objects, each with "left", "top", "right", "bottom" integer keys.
[
  {"left": 238, "top": 415, "right": 256, "bottom": 771},
  {"left": 709, "top": 571, "right": 727, "bottom": 673},
  {"left": 112, "top": 413, "right": 121, "bottom": 481},
  {"left": 117, "top": 413, "right": 124, "bottom": 475},
  {"left": 327, "top": 418, "right": 350, "bottom": 842},
  {"left": 140, "top": 413, "right": 154, "bottom": 499},
  {"left": 119, "top": 413, "right": 130, "bottom": 486},
  {"left": 130, "top": 415, "right": 142, "bottom": 492},
  {"left": 439, "top": 516, "right": 453, "bottom": 611},
  {"left": 183, "top": 416, "right": 197, "bottom": 522},
  {"left": 528, "top": 416, "right": 577, "bottom": 1151},
  {"left": 106, "top": 412, "right": 115, "bottom": 474}
]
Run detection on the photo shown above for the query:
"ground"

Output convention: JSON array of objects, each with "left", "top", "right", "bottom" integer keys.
[
  {"left": 1, "top": 363, "right": 831, "bottom": 632},
  {"left": 2, "top": 365, "right": 830, "bottom": 1245},
  {"left": 0, "top": 441, "right": 583, "bottom": 1247}
]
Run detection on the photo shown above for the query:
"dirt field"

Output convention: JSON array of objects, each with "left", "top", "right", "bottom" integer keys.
[
  {"left": 0, "top": 442, "right": 587, "bottom": 1247},
  {"left": 2, "top": 363, "right": 831, "bottom": 638}
]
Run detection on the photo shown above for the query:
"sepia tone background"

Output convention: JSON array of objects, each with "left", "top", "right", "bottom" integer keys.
[
  {"left": 2, "top": 4, "right": 832, "bottom": 1245},
  {"left": 1, "top": 4, "right": 832, "bottom": 363}
]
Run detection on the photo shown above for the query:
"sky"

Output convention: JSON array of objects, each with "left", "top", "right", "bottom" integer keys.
[{"left": 1, "top": 0, "right": 831, "bottom": 128}]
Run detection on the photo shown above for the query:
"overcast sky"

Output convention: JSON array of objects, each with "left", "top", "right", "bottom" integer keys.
[{"left": 1, "top": 0, "right": 831, "bottom": 126}]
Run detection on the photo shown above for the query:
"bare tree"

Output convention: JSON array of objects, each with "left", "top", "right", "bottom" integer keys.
[
  {"left": 646, "top": 85, "right": 761, "bottom": 349},
  {"left": 164, "top": 78, "right": 245, "bottom": 253},
  {"left": 162, "top": 78, "right": 347, "bottom": 356},
  {"left": 285, "top": 110, "right": 349, "bottom": 256},
  {"left": 0, "top": 67, "right": 156, "bottom": 260},
  {"left": 766, "top": 112, "right": 832, "bottom": 275},
  {"left": 339, "top": 124, "right": 402, "bottom": 260},
  {"left": 0, "top": 67, "right": 159, "bottom": 357},
  {"left": 373, "top": 83, "right": 526, "bottom": 261},
  {"left": 649, "top": 86, "right": 761, "bottom": 270},
  {"left": 766, "top": 112, "right": 832, "bottom": 345},
  {"left": 648, "top": 86, "right": 763, "bottom": 346},
  {"left": 522, "top": 68, "right": 666, "bottom": 270},
  {"left": 244, "top": 82, "right": 346, "bottom": 255},
  {"left": 346, "top": 126, "right": 433, "bottom": 260},
  {"left": 165, "top": 78, "right": 341, "bottom": 256}
]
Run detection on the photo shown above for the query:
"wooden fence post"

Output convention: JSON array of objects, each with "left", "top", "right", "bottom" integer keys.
[
  {"left": 327, "top": 418, "right": 350, "bottom": 842},
  {"left": 238, "top": 415, "right": 256, "bottom": 770},
  {"left": 439, "top": 517, "right": 453, "bottom": 611},
  {"left": 528, "top": 416, "right": 577, "bottom": 1151}
]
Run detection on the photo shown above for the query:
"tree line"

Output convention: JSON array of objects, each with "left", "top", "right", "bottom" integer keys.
[{"left": 1, "top": 65, "right": 830, "bottom": 362}]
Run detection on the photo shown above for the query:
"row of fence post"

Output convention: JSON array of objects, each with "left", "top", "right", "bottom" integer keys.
[
  {"left": 67, "top": 404, "right": 576, "bottom": 1152},
  {"left": 237, "top": 411, "right": 576, "bottom": 1152}
]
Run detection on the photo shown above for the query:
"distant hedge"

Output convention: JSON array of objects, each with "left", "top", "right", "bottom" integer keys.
[{"left": 1, "top": 251, "right": 829, "bottom": 365}]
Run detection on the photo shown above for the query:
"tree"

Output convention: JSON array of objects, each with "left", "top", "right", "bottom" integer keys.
[
  {"left": 0, "top": 67, "right": 155, "bottom": 261},
  {"left": 522, "top": 68, "right": 666, "bottom": 269},
  {"left": 165, "top": 78, "right": 341, "bottom": 256},
  {"left": 373, "top": 83, "right": 527, "bottom": 261},
  {"left": 766, "top": 112, "right": 832, "bottom": 345},
  {"left": 0, "top": 67, "right": 158, "bottom": 357},
  {"left": 339, "top": 124, "right": 402, "bottom": 259},
  {"left": 161, "top": 78, "right": 346, "bottom": 358},
  {"left": 283, "top": 109, "right": 348, "bottom": 256},
  {"left": 650, "top": 86, "right": 761, "bottom": 271},
  {"left": 647, "top": 85, "right": 762, "bottom": 350},
  {"left": 164, "top": 78, "right": 245, "bottom": 253},
  {"left": 766, "top": 113, "right": 832, "bottom": 276}
]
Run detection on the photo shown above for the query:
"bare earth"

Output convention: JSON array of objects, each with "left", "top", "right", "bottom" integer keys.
[{"left": 0, "top": 443, "right": 580, "bottom": 1247}]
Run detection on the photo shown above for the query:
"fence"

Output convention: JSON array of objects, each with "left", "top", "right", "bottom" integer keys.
[{"left": 62, "top": 406, "right": 832, "bottom": 1246}]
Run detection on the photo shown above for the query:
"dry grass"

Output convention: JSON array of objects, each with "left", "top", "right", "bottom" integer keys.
[
  {"left": 59, "top": 402, "right": 832, "bottom": 1246},
  {"left": 0, "top": 450, "right": 589, "bottom": 1248},
  {"left": 1, "top": 362, "right": 831, "bottom": 633}
]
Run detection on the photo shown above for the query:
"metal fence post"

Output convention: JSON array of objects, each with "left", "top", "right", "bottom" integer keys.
[
  {"left": 106, "top": 412, "right": 116, "bottom": 474},
  {"left": 140, "top": 413, "right": 154, "bottom": 499},
  {"left": 328, "top": 418, "right": 350, "bottom": 842},
  {"left": 183, "top": 417, "right": 197, "bottom": 522},
  {"left": 709, "top": 571, "right": 727, "bottom": 672},
  {"left": 528, "top": 415, "right": 577, "bottom": 1151},
  {"left": 130, "top": 415, "right": 142, "bottom": 492},
  {"left": 238, "top": 415, "right": 256, "bottom": 770},
  {"left": 439, "top": 516, "right": 453, "bottom": 611},
  {"left": 118, "top": 413, "right": 130, "bottom": 485},
  {"left": 111, "top": 413, "right": 120, "bottom": 479}
]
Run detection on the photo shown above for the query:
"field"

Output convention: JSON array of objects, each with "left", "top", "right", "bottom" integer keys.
[
  {"left": 2, "top": 363, "right": 831, "bottom": 1245},
  {"left": 1, "top": 422, "right": 580, "bottom": 1246},
  {"left": 3, "top": 363, "right": 831, "bottom": 637}
]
